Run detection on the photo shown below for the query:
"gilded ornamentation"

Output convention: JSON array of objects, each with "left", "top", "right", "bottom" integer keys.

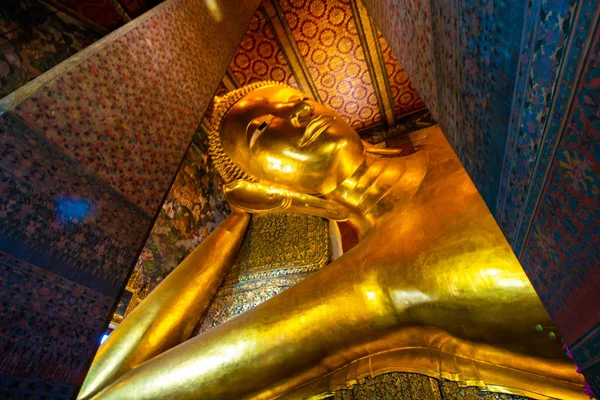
[
  {"left": 437, "top": 380, "right": 531, "bottom": 400},
  {"left": 226, "top": 213, "right": 329, "bottom": 280},
  {"left": 331, "top": 373, "right": 442, "bottom": 400},
  {"left": 330, "top": 373, "right": 531, "bottom": 400},
  {"left": 197, "top": 213, "right": 329, "bottom": 333}
]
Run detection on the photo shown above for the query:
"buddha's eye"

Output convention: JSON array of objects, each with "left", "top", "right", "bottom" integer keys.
[{"left": 247, "top": 115, "right": 274, "bottom": 148}]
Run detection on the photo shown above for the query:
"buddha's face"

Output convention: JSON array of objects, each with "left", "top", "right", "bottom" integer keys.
[{"left": 219, "top": 85, "right": 365, "bottom": 194}]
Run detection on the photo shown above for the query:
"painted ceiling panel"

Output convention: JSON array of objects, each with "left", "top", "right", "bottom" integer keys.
[
  {"left": 278, "top": 0, "right": 382, "bottom": 130},
  {"left": 228, "top": 10, "right": 298, "bottom": 88},
  {"left": 378, "top": 32, "right": 426, "bottom": 117},
  {"left": 48, "top": 0, "right": 431, "bottom": 136}
]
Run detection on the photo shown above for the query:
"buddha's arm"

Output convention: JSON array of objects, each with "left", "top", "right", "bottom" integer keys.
[
  {"left": 77, "top": 212, "right": 250, "bottom": 400},
  {"left": 89, "top": 217, "right": 556, "bottom": 400}
]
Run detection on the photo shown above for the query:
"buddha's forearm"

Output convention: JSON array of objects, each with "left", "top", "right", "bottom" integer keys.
[
  {"left": 89, "top": 255, "right": 413, "bottom": 400},
  {"left": 91, "top": 228, "right": 556, "bottom": 400},
  {"left": 89, "top": 244, "right": 556, "bottom": 400},
  {"left": 78, "top": 212, "right": 250, "bottom": 400}
]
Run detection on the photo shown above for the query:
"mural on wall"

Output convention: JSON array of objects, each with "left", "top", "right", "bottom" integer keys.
[
  {"left": 498, "top": 0, "right": 581, "bottom": 246},
  {"left": 0, "top": 0, "right": 100, "bottom": 98},
  {"left": 132, "top": 134, "right": 229, "bottom": 292},
  {"left": 519, "top": 17, "right": 600, "bottom": 393},
  {"left": 113, "top": 129, "right": 230, "bottom": 323}
]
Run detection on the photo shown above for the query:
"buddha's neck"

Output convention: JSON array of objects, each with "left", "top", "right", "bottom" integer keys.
[{"left": 329, "top": 151, "right": 428, "bottom": 237}]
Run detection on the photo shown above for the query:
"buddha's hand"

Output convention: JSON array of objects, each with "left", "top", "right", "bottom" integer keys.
[
  {"left": 224, "top": 180, "right": 291, "bottom": 213},
  {"left": 224, "top": 180, "right": 351, "bottom": 220}
]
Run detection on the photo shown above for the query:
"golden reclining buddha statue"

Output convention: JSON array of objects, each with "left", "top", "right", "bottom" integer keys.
[{"left": 78, "top": 82, "right": 584, "bottom": 399}]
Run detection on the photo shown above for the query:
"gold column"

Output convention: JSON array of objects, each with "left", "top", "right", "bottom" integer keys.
[{"left": 350, "top": 0, "right": 396, "bottom": 127}]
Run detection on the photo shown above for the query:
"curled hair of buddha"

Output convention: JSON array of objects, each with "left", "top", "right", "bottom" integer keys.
[{"left": 207, "top": 81, "right": 293, "bottom": 184}]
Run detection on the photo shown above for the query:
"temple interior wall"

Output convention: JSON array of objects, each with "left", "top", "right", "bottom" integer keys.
[{"left": 0, "top": 0, "right": 598, "bottom": 396}]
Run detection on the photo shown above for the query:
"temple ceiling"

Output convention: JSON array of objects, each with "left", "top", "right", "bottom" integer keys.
[
  {"left": 46, "top": 0, "right": 434, "bottom": 139},
  {"left": 218, "top": 0, "right": 432, "bottom": 138}
]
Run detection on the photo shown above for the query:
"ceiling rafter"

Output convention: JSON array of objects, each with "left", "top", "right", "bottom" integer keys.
[
  {"left": 223, "top": 68, "right": 241, "bottom": 91},
  {"left": 107, "top": 0, "right": 133, "bottom": 23},
  {"left": 350, "top": 0, "right": 395, "bottom": 128},
  {"left": 262, "top": 0, "right": 321, "bottom": 101}
]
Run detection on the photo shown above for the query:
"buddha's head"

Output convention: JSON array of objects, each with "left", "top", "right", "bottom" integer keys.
[{"left": 207, "top": 82, "right": 365, "bottom": 194}]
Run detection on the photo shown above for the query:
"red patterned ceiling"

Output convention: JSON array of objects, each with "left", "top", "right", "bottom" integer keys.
[
  {"left": 378, "top": 32, "right": 426, "bottom": 117},
  {"left": 278, "top": 0, "right": 382, "bottom": 130},
  {"left": 222, "top": 0, "right": 429, "bottom": 134},
  {"left": 229, "top": 10, "right": 297, "bottom": 88}
]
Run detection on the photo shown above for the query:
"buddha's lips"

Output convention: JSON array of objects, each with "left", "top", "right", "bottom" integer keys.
[{"left": 298, "top": 115, "right": 335, "bottom": 147}]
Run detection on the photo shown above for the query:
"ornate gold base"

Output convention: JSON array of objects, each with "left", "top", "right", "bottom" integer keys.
[{"left": 326, "top": 372, "right": 533, "bottom": 400}]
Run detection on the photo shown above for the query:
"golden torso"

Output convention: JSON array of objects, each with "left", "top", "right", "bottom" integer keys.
[{"left": 79, "top": 85, "right": 584, "bottom": 400}]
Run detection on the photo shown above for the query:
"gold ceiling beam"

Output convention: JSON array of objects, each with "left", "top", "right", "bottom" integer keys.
[
  {"left": 261, "top": 1, "right": 321, "bottom": 102},
  {"left": 223, "top": 68, "right": 241, "bottom": 92},
  {"left": 351, "top": 0, "right": 396, "bottom": 128},
  {"left": 108, "top": 0, "right": 133, "bottom": 23}
]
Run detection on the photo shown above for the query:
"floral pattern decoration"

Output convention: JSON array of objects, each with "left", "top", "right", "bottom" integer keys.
[{"left": 0, "top": 0, "right": 100, "bottom": 98}]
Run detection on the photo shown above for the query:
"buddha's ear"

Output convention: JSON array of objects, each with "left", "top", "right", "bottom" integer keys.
[{"left": 362, "top": 140, "right": 403, "bottom": 156}]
